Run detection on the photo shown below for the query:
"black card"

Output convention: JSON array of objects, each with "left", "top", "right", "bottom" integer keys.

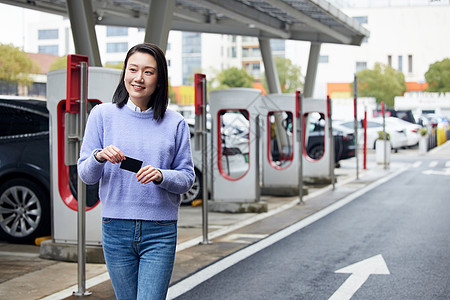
[{"left": 120, "top": 156, "right": 143, "bottom": 173}]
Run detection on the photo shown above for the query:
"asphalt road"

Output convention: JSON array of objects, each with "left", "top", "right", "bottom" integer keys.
[{"left": 174, "top": 155, "right": 450, "bottom": 299}]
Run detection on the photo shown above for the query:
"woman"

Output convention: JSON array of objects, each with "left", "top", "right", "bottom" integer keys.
[{"left": 77, "top": 43, "right": 195, "bottom": 299}]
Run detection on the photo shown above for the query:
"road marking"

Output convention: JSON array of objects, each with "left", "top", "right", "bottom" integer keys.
[
  {"left": 411, "top": 161, "right": 422, "bottom": 168},
  {"left": 329, "top": 254, "right": 390, "bottom": 300},
  {"left": 0, "top": 251, "right": 39, "bottom": 258},
  {"left": 429, "top": 160, "right": 438, "bottom": 168},
  {"left": 40, "top": 272, "right": 110, "bottom": 300},
  {"left": 446, "top": 161, "right": 450, "bottom": 168},
  {"left": 422, "top": 169, "right": 450, "bottom": 176},
  {"left": 166, "top": 167, "right": 407, "bottom": 299},
  {"left": 221, "top": 233, "right": 268, "bottom": 244}
]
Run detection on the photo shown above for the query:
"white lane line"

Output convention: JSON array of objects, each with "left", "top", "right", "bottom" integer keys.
[
  {"left": 166, "top": 166, "right": 408, "bottom": 299},
  {"left": 0, "top": 251, "right": 39, "bottom": 258},
  {"left": 40, "top": 273, "right": 110, "bottom": 300},
  {"left": 411, "top": 161, "right": 422, "bottom": 168},
  {"left": 429, "top": 161, "right": 438, "bottom": 168}
]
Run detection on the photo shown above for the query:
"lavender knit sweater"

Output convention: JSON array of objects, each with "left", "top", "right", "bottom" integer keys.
[{"left": 77, "top": 103, "right": 194, "bottom": 221}]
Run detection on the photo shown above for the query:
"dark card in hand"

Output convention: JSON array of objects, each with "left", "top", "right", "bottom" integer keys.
[{"left": 120, "top": 156, "right": 143, "bottom": 173}]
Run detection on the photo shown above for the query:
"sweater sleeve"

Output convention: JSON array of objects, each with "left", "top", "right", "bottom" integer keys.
[
  {"left": 158, "top": 119, "right": 195, "bottom": 194},
  {"left": 77, "top": 105, "right": 106, "bottom": 185}
]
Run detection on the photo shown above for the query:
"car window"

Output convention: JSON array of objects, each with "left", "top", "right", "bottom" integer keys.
[{"left": 0, "top": 103, "right": 48, "bottom": 138}]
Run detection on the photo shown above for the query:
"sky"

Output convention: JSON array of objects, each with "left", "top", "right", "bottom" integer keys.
[{"left": 0, "top": 3, "right": 53, "bottom": 48}]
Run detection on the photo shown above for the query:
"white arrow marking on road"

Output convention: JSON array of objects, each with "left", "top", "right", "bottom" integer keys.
[
  {"left": 329, "top": 254, "right": 390, "bottom": 300},
  {"left": 422, "top": 168, "right": 450, "bottom": 176}
]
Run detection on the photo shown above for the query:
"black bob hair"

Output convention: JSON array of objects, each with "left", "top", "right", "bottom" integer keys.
[{"left": 112, "top": 43, "right": 169, "bottom": 121}]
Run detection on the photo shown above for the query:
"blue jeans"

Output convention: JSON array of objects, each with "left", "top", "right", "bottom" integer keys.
[{"left": 102, "top": 218, "right": 177, "bottom": 300}]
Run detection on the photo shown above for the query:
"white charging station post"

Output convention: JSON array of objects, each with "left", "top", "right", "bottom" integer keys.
[
  {"left": 194, "top": 73, "right": 210, "bottom": 245},
  {"left": 62, "top": 55, "right": 91, "bottom": 296}
]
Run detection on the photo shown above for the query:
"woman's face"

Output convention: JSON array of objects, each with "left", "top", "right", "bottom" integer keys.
[{"left": 124, "top": 51, "right": 158, "bottom": 105}]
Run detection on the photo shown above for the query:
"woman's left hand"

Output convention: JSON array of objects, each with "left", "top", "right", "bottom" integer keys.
[{"left": 136, "top": 165, "right": 163, "bottom": 184}]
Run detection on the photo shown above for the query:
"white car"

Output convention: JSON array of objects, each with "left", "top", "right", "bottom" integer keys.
[
  {"left": 377, "top": 117, "right": 421, "bottom": 147},
  {"left": 334, "top": 119, "right": 408, "bottom": 150}
]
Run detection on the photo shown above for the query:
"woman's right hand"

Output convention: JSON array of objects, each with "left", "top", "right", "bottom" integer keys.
[{"left": 96, "top": 145, "right": 126, "bottom": 164}]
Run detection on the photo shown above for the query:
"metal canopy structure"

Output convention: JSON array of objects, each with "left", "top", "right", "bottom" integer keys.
[
  {"left": 2, "top": 0, "right": 368, "bottom": 46},
  {"left": 2, "top": 0, "right": 369, "bottom": 96}
]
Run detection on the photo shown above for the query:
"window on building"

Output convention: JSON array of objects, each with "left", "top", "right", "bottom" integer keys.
[
  {"left": 270, "top": 39, "right": 285, "bottom": 52},
  {"left": 388, "top": 55, "right": 392, "bottom": 67},
  {"left": 0, "top": 80, "right": 18, "bottom": 95},
  {"left": 408, "top": 55, "right": 413, "bottom": 73},
  {"left": 319, "top": 55, "right": 329, "bottom": 63},
  {"left": 38, "top": 29, "right": 58, "bottom": 40},
  {"left": 398, "top": 55, "right": 403, "bottom": 72},
  {"left": 231, "top": 46, "right": 237, "bottom": 58},
  {"left": 107, "top": 42, "right": 128, "bottom": 53},
  {"left": 38, "top": 45, "right": 58, "bottom": 55},
  {"left": 356, "top": 61, "right": 367, "bottom": 72},
  {"left": 106, "top": 26, "right": 128, "bottom": 37},
  {"left": 29, "top": 82, "right": 46, "bottom": 98},
  {"left": 353, "top": 16, "right": 368, "bottom": 24},
  {"left": 182, "top": 56, "right": 201, "bottom": 85},
  {"left": 182, "top": 32, "right": 201, "bottom": 54}
]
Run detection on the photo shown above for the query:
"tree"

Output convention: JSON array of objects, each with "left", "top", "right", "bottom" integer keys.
[
  {"left": 104, "top": 61, "right": 124, "bottom": 70},
  {"left": 425, "top": 58, "right": 450, "bottom": 93},
  {"left": 0, "top": 43, "right": 39, "bottom": 85},
  {"left": 49, "top": 56, "right": 67, "bottom": 71},
  {"left": 216, "top": 67, "right": 254, "bottom": 89},
  {"left": 263, "top": 56, "right": 303, "bottom": 93},
  {"left": 355, "top": 62, "right": 406, "bottom": 107}
]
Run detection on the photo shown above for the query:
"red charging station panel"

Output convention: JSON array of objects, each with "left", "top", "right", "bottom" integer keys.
[
  {"left": 66, "top": 54, "right": 89, "bottom": 113},
  {"left": 194, "top": 73, "right": 206, "bottom": 115}
]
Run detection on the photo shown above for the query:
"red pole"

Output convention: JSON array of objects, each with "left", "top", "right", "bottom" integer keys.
[{"left": 363, "top": 109, "right": 367, "bottom": 170}]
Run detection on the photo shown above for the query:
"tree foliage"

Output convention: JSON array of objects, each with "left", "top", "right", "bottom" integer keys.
[
  {"left": 425, "top": 58, "right": 450, "bottom": 93},
  {"left": 0, "top": 43, "right": 39, "bottom": 84},
  {"left": 104, "top": 61, "right": 124, "bottom": 70},
  {"left": 216, "top": 67, "right": 254, "bottom": 89},
  {"left": 355, "top": 62, "right": 406, "bottom": 107},
  {"left": 49, "top": 56, "right": 67, "bottom": 71},
  {"left": 263, "top": 56, "right": 303, "bottom": 93}
]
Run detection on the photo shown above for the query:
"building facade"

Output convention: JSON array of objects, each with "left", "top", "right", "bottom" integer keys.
[{"left": 14, "top": 0, "right": 450, "bottom": 103}]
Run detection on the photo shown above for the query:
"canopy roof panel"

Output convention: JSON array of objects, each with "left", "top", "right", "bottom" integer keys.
[{"left": 1, "top": 0, "right": 369, "bottom": 45}]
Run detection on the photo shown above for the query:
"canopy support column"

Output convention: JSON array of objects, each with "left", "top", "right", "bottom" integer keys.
[{"left": 66, "top": 0, "right": 102, "bottom": 66}]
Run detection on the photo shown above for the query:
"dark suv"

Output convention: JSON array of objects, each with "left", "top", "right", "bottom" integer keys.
[{"left": 0, "top": 96, "right": 51, "bottom": 243}]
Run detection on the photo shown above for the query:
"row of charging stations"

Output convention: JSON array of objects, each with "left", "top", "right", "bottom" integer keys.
[
  {"left": 208, "top": 87, "right": 333, "bottom": 208},
  {"left": 47, "top": 67, "right": 333, "bottom": 242}
]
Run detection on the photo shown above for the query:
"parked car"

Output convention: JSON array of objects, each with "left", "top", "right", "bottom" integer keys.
[
  {"left": 334, "top": 119, "right": 408, "bottom": 151},
  {"left": 378, "top": 117, "right": 421, "bottom": 148},
  {"left": 373, "top": 109, "right": 417, "bottom": 124},
  {"left": 0, "top": 96, "right": 99, "bottom": 243},
  {"left": 0, "top": 96, "right": 51, "bottom": 243},
  {"left": 305, "top": 117, "right": 356, "bottom": 162}
]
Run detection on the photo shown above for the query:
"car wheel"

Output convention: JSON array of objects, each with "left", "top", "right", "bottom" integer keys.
[
  {"left": 181, "top": 169, "right": 202, "bottom": 205},
  {"left": 0, "top": 178, "right": 50, "bottom": 243},
  {"left": 308, "top": 145, "right": 324, "bottom": 160}
]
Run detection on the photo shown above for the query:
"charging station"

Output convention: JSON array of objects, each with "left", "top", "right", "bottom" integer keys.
[
  {"left": 46, "top": 66, "right": 121, "bottom": 245},
  {"left": 259, "top": 94, "right": 299, "bottom": 196},
  {"left": 209, "top": 88, "right": 265, "bottom": 213},
  {"left": 302, "top": 97, "right": 333, "bottom": 181}
]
